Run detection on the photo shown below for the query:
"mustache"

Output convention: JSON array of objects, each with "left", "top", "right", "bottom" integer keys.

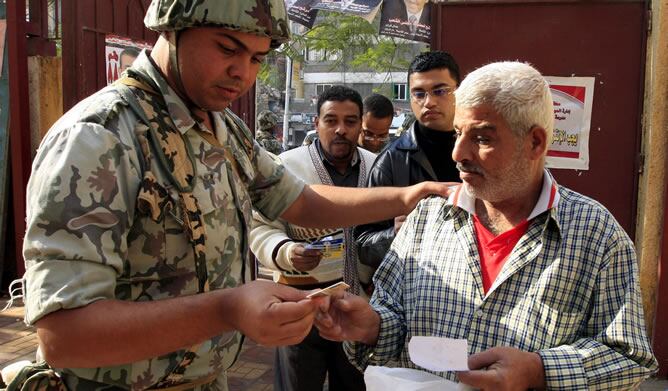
[
  {"left": 456, "top": 162, "right": 484, "bottom": 175},
  {"left": 331, "top": 136, "right": 353, "bottom": 145}
]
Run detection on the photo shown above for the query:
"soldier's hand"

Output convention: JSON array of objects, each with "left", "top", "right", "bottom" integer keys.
[
  {"left": 394, "top": 215, "right": 407, "bottom": 234},
  {"left": 228, "top": 280, "right": 320, "bottom": 347},
  {"left": 290, "top": 244, "right": 323, "bottom": 272}
]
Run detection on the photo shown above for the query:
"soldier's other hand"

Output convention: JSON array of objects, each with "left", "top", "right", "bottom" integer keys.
[
  {"left": 290, "top": 244, "right": 323, "bottom": 272},
  {"left": 229, "top": 280, "right": 318, "bottom": 347},
  {"left": 402, "top": 182, "right": 460, "bottom": 213}
]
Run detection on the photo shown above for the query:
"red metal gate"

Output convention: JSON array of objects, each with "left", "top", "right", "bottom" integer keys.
[
  {"left": 432, "top": 1, "right": 647, "bottom": 237},
  {"left": 61, "top": 0, "right": 256, "bottom": 124}
]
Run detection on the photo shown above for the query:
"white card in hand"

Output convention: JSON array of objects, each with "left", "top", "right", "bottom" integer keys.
[{"left": 408, "top": 336, "right": 469, "bottom": 371}]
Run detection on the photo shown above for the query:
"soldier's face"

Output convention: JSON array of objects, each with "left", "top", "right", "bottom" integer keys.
[{"left": 177, "top": 27, "right": 271, "bottom": 111}]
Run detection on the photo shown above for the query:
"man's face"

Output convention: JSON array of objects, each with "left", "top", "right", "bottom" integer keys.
[
  {"left": 409, "top": 68, "right": 457, "bottom": 131},
  {"left": 177, "top": 27, "right": 270, "bottom": 111},
  {"left": 316, "top": 100, "right": 362, "bottom": 164},
  {"left": 359, "top": 113, "right": 392, "bottom": 153},
  {"left": 120, "top": 53, "right": 137, "bottom": 72},
  {"left": 452, "top": 104, "right": 539, "bottom": 203},
  {"left": 404, "top": 0, "right": 428, "bottom": 14}
]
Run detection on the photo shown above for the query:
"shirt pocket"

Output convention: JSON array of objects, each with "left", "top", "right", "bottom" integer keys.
[{"left": 521, "top": 295, "right": 585, "bottom": 350}]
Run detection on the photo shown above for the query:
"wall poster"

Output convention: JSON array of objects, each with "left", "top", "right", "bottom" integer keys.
[
  {"left": 105, "top": 35, "right": 153, "bottom": 85},
  {"left": 545, "top": 76, "right": 595, "bottom": 171}
]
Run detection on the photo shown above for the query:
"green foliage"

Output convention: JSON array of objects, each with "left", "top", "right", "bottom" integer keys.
[{"left": 279, "top": 11, "right": 421, "bottom": 75}]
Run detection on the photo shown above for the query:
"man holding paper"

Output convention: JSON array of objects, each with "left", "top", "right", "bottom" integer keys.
[
  {"left": 251, "top": 85, "right": 373, "bottom": 391},
  {"left": 315, "top": 62, "right": 658, "bottom": 390}
]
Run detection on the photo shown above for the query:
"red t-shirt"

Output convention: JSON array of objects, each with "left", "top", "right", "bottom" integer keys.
[{"left": 473, "top": 217, "right": 530, "bottom": 294}]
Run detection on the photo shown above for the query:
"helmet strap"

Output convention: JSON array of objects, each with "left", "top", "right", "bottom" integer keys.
[{"left": 167, "top": 31, "right": 210, "bottom": 115}]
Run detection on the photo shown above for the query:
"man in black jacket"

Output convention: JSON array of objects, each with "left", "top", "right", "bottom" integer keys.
[{"left": 354, "top": 51, "right": 461, "bottom": 290}]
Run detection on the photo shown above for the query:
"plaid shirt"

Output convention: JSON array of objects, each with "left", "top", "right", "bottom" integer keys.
[{"left": 345, "top": 171, "right": 658, "bottom": 390}]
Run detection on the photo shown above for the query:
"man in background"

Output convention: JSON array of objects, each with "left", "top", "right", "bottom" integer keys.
[
  {"left": 358, "top": 93, "right": 394, "bottom": 153},
  {"left": 355, "top": 51, "right": 461, "bottom": 282},
  {"left": 256, "top": 110, "right": 284, "bottom": 155},
  {"left": 251, "top": 86, "right": 374, "bottom": 391}
]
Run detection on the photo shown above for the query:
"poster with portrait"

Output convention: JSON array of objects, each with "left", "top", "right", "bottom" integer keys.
[
  {"left": 379, "top": 0, "right": 431, "bottom": 43},
  {"left": 544, "top": 76, "right": 595, "bottom": 170},
  {"left": 311, "top": 0, "right": 382, "bottom": 20},
  {"left": 287, "top": 0, "right": 319, "bottom": 28},
  {"left": 105, "top": 35, "right": 153, "bottom": 85}
]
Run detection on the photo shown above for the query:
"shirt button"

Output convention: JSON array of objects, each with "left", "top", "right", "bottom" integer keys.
[{"left": 475, "top": 308, "right": 484, "bottom": 317}]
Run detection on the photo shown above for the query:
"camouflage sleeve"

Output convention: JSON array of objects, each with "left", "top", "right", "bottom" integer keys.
[
  {"left": 23, "top": 120, "right": 142, "bottom": 325},
  {"left": 249, "top": 143, "right": 304, "bottom": 221}
]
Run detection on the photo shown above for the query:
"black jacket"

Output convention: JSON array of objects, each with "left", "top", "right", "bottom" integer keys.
[{"left": 354, "top": 123, "right": 457, "bottom": 269}]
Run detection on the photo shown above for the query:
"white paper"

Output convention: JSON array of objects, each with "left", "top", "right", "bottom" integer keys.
[
  {"left": 408, "top": 336, "right": 469, "bottom": 371},
  {"left": 364, "top": 366, "right": 465, "bottom": 391}
]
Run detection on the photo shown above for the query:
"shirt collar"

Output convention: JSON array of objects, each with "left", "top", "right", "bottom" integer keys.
[
  {"left": 448, "top": 169, "right": 561, "bottom": 221},
  {"left": 315, "top": 139, "right": 360, "bottom": 167},
  {"left": 130, "top": 50, "right": 197, "bottom": 135}
]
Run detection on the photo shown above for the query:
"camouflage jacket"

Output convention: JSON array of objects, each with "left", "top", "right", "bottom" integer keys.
[
  {"left": 22, "top": 51, "right": 304, "bottom": 391},
  {"left": 255, "top": 130, "right": 283, "bottom": 155}
]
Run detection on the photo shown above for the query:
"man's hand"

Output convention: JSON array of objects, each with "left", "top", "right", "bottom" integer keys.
[
  {"left": 394, "top": 215, "right": 407, "bottom": 234},
  {"left": 457, "top": 347, "right": 546, "bottom": 391},
  {"left": 228, "top": 280, "right": 318, "bottom": 347},
  {"left": 314, "top": 292, "right": 380, "bottom": 345},
  {"left": 290, "top": 244, "right": 323, "bottom": 271}
]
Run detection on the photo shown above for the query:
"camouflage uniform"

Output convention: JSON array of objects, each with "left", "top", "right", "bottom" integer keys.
[
  {"left": 255, "top": 111, "right": 283, "bottom": 155},
  {"left": 22, "top": 46, "right": 304, "bottom": 391}
]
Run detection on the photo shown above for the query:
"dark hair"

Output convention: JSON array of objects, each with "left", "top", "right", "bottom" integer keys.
[
  {"left": 407, "top": 51, "right": 461, "bottom": 86},
  {"left": 120, "top": 47, "right": 140, "bottom": 58},
  {"left": 317, "top": 85, "right": 363, "bottom": 117},
  {"left": 363, "top": 94, "right": 394, "bottom": 119}
]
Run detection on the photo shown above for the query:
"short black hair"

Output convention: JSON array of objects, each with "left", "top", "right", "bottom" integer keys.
[
  {"left": 317, "top": 85, "right": 363, "bottom": 118},
  {"left": 407, "top": 51, "right": 461, "bottom": 86},
  {"left": 120, "top": 47, "right": 140, "bottom": 58},
  {"left": 363, "top": 94, "right": 394, "bottom": 119}
]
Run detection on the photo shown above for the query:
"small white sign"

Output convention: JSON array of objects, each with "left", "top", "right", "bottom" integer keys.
[{"left": 408, "top": 336, "right": 469, "bottom": 372}]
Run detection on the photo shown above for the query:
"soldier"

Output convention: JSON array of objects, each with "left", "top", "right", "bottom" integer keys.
[
  {"left": 256, "top": 110, "right": 284, "bottom": 155},
  {"left": 19, "top": 1, "right": 452, "bottom": 390}
]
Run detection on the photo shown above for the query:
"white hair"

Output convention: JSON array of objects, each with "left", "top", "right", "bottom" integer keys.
[{"left": 454, "top": 62, "right": 554, "bottom": 141}]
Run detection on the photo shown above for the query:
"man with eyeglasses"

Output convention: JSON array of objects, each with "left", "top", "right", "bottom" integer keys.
[
  {"left": 358, "top": 94, "right": 394, "bottom": 153},
  {"left": 355, "top": 51, "right": 461, "bottom": 289}
]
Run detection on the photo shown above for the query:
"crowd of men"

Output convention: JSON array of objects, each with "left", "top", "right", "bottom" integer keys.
[{"left": 10, "top": 0, "right": 659, "bottom": 391}]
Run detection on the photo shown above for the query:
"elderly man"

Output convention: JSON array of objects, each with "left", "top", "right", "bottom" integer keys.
[
  {"left": 316, "top": 62, "right": 658, "bottom": 390},
  {"left": 20, "top": 1, "right": 451, "bottom": 390},
  {"left": 251, "top": 86, "right": 374, "bottom": 391}
]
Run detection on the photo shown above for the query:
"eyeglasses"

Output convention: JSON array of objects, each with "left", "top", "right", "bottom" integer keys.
[
  {"left": 362, "top": 129, "right": 390, "bottom": 142},
  {"left": 410, "top": 87, "right": 454, "bottom": 103}
]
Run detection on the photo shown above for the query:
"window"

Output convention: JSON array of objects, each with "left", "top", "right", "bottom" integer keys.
[
  {"left": 307, "top": 48, "right": 340, "bottom": 62},
  {"left": 316, "top": 84, "right": 333, "bottom": 96},
  {"left": 393, "top": 84, "right": 407, "bottom": 101}
]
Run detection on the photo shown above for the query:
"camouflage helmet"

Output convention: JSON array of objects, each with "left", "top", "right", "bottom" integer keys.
[
  {"left": 144, "top": 0, "right": 290, "bottom": 48},
  {"left": 257, "top": 110, "right": 280, "bottom": 131}
]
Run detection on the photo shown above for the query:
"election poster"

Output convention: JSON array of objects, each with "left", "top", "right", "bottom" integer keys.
[
  {"left": 544, "top": 76, "right": 595, "bottom": 171},
  {"left": 287, "top": 0, "right": 319, "bottom": 28},
  {"left": 0, "top": 19, "right": 6, "bottom": 73},
  {"left": 105, "top": 35, "right": 153, "bottom": 85},
  {"left": 379, "top": 0, "right": 431, "bottom": 43}
]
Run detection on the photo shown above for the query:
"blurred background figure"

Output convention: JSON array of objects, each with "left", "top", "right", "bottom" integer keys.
[
  {"left": 395, "top": 111, "right": 415, "bottom": 137},
  {"left": 359, "top": 94, "right": 394, "bottom": 153},
  {"left": 119, "top": 47, "right": 139, "bottom": 73},
  {"left": 256, "top": 110, "right": 284, "bottom": 155}
]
